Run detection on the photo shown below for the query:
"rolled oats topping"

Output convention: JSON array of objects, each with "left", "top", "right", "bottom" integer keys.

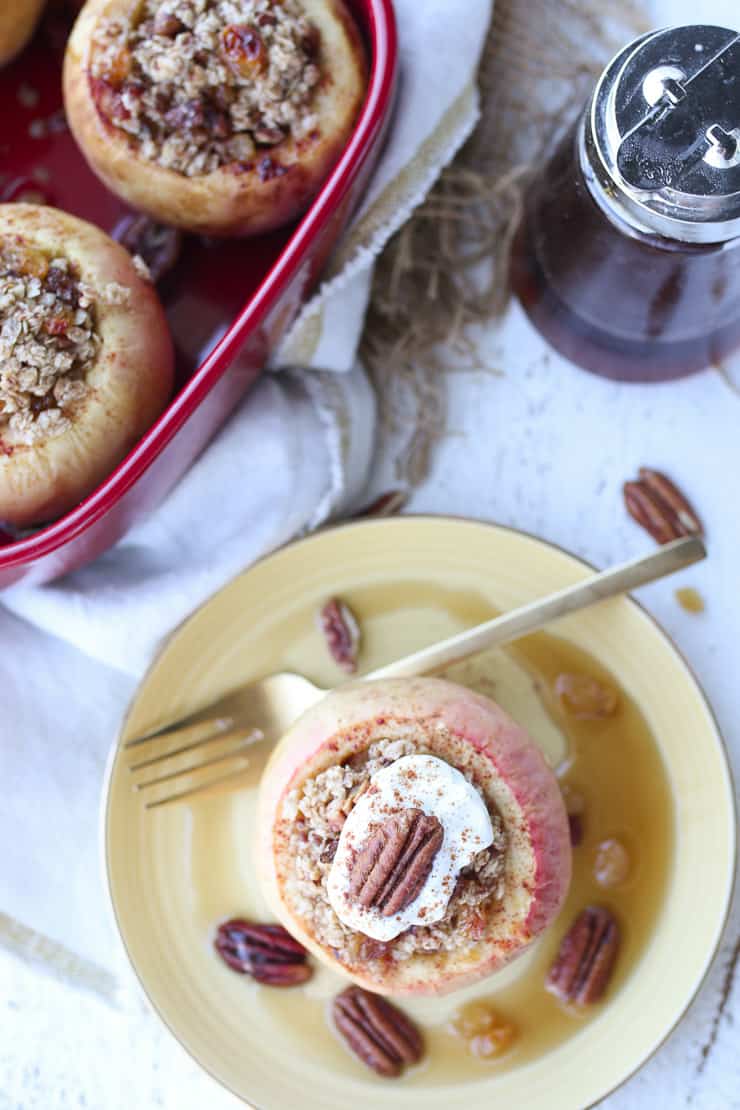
[
  {"left": 0, "top": 251, "right": 102, "bottom": 445},
  {"left": 90, "top": 0, "right": 323, "bottom": 177},
  {"left": 281, "top": 733, "right": 508, "bottom": 968}
]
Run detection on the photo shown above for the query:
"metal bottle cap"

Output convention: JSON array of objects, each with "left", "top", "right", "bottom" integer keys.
[{"left": 583, "top": 24, "right": 740, "bottom": 243}]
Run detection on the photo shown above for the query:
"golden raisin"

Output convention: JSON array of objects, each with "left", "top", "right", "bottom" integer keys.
[
  {"left": 594, "top": 837, "right": 631, "bottom": 887},
  {"left": 554, "top": 673, "right": 619, "bottom": 720},
  {"left": 469, "top": 1021, "right": 518, "bottom": 1059},
  {"left": 221, "top": 24, "right": 266, "bottom": 76},
  {"left": 451, "top": 1002, "right": 518, "bottom": 1058}
]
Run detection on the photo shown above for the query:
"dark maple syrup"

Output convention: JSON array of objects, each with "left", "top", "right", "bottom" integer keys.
[
  {"left": 511, "top": 122, "right": 740, "bottom": 382},
  {"left": 511, "top": 25, "right": 740, "bottom": 382}
]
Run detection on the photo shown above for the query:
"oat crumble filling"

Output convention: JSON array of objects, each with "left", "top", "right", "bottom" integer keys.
[
  {"left": 0, "top": 246, "right": 132, "bottom": 446},
  {"left": 282, "top": 735, "right": 509, "bottom": 966},
  {"left": 0, "top": 253, "right": 95, "bottom": 445},
  {"left": 90, "top": 0, "right": 323, "bottom": 177}
]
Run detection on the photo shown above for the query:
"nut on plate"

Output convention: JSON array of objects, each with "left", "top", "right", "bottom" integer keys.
[
  {"left": 214, "top": 918, "right": 312, "bottom": 986},
  {"left": 554, "top": 672, "right": 619, "bottom": 720},
  {"left": 332, "top": 986, "right": 423, "bottom": 1077},
  {"left": 546, "top": 905, "right": 620, "bottom": 1006},
  {"left": 319, "top": 597, "right": 361, "bottom": 673}
]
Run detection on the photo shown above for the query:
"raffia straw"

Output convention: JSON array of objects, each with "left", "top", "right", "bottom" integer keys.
[{"left": 360, "top": 0, "right": 649, "bottom": 487}]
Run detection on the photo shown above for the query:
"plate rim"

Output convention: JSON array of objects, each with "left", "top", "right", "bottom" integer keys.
[{"left": 101, "top": 514, "right": 738, "bottom": 1109}]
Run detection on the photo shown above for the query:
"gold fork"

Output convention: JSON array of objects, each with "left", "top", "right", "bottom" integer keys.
[{"left": 125, "top": 535, "right": 705, "bottom": 808}]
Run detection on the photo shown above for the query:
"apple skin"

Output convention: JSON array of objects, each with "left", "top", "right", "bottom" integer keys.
[
  {"left": 257, "top": 677, "right": 572, "bottom": 997},
  {"left": 0, "top": 0, "right": 45, "bottom": 68},
  {"left": 63, "top": 0, "right": 368, "bottom": 237},
  {"left": 0, "top": 204, "right": 174, "bottom": 527}
]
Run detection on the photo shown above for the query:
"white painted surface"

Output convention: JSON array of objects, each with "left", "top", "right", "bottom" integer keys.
[{"left": 2, "top": 0, "right": 739, "bottom": 1107}]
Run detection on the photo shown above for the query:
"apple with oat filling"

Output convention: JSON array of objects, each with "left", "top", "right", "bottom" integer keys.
[
  {"left": 63, "top": 0, "right": 368, "bottom": 237},
  {"left": 257, "top": 677, "right": 572, "bottom": 997},
  {"left": 0, "top": 0, "right": 45, "bottom": 68},
  {"left": 0, "top": 204, "right": 173, "bottom": 527}
]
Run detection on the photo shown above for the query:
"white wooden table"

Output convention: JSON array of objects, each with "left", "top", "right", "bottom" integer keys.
[{"left": 1, "top": 0, "right": 739, "bottom": 1107}]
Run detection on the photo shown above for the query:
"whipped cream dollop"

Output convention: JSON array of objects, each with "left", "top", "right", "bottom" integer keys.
[{"left": 327, "top": 754, "right": 494, "bottom": 941}]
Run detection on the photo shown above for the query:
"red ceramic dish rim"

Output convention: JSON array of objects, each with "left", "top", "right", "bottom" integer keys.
[{"left": 0, "top": 0, "right": 397, "bottom": 569}]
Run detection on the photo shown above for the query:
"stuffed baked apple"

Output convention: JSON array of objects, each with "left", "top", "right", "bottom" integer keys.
[
  {"left": 63, "top": 0, "right": 368, "bottom": 236},
  {"left": 0, "top": 204, "right": 173, "bottom": 527},
  {"left": 0, "top": 0, "right": 46, "bottom": 68},
  {"left": 258, "top": 677, "right": 572, "bottom": 997}
]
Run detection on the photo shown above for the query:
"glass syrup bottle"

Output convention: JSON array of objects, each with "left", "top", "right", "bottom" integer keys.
[{"left": 510, "top": 24, "right": 740, "bottom": 382}]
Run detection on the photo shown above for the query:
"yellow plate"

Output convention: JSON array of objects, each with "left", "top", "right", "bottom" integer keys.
[{"left": 104, "top": 518, "right": 736, "bottom": 1109}]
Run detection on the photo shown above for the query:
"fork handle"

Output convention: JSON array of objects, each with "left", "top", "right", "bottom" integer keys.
[{"left": 366, "top": 535, "right": 706, "bottom": 681}]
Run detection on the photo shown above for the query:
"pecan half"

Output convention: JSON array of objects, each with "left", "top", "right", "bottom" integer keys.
[
  {"left": 623, "top": 467, "right": 703, "bottom": 544},
  {"left": 354, "top": 490, "right": 408, "bottom": 519},
  {"left": 214, "top": 919, "right": 312, "bottom": 986},
  {"left": 348, "top": 808, "right": 443, "bottom": 916},
  {"left": 546, "top": 906, "right": 620, "bottom": 1006},
  {"left": 333, "top": 986, "right": 423, "bottom": 1077},
  {"left": 114, "top": 214, "right": 182, "bottom": 284},
  {"left": 318, "top": 597, "right": 361, "bottom": 673}
]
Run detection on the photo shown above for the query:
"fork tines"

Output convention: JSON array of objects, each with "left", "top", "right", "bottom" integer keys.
[{"left": 126, "top": 719, "right": 263, "bottom": 809}]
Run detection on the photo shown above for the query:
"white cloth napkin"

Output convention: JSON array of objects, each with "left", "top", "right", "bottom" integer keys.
[
  {"left": 277, "top": 1, "right": 490, "bottom": 371},
  {"left": 0, "top": 0, "right": 493, "bottom": 994}
]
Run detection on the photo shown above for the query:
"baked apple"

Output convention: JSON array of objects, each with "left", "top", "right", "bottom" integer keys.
[
  {"left": 63, "top": 0, "right": 368, "bottom": 236},
  {"left": 0, "top": 0, "right": 46, "bottom": 68},
  {"left": 0, "top": 204, "right": 173, "bottom": 527},
  {"left": 257, "top": 677, "right": 572, "bottom": 997}
]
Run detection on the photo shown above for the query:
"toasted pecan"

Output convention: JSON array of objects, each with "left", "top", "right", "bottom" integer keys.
[
  {"left": 623, "top": 468, "right": 703, "bottom": 544},
  {"left": 348, "top": 809, "right": 443, "bottom": 917},
  {"left": 546, "top": 906, "right": 620, "bottom": 1005},
  {"left": 214, "top": 919, "right": 312, "bottom": 986},
  {"left": 333, "top": 987, "right": 423, "bottom": 1076}
]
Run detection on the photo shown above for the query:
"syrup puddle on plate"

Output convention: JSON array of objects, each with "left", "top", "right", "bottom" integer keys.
[{"left": 187, "top": 629, "right": 674, "bottom": 1085}]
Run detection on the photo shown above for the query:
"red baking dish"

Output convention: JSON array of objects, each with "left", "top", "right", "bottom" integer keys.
[{"left": 0, "top": 0, "right": 397, "bottom": 587}]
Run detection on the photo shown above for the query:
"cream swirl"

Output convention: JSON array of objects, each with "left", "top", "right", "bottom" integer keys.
[{"left": 327, "top": 754, "right": 494, "bottom": 941}]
